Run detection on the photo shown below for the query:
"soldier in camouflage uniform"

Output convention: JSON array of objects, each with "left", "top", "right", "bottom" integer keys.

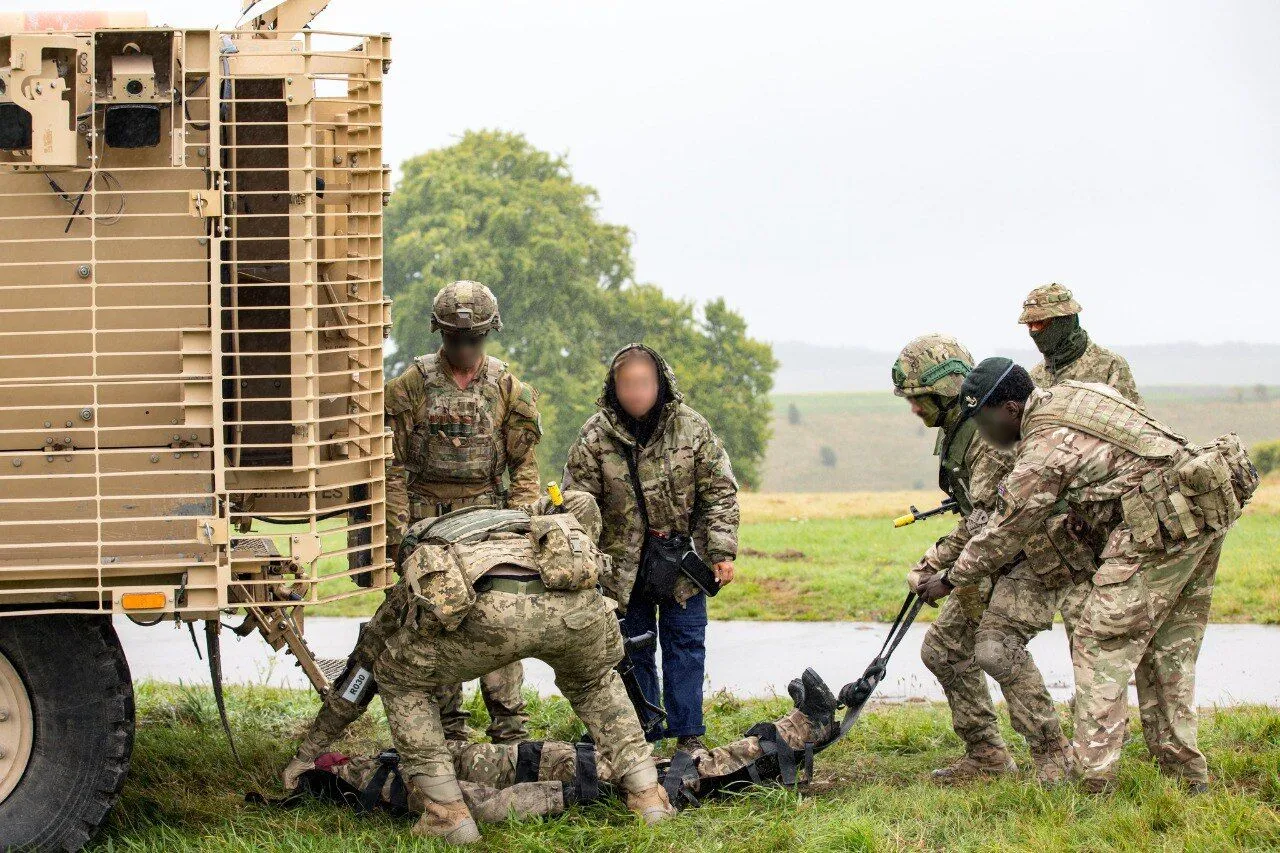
[
  {"left": 280, "top": 282, "right": 540, "bottom": 790},
  {"left": 920, "top": 359, "right": 1255, "bottom": 793},
  {"left": 312, "top": 668, "right": 839, "bottom": 822},
  {"left": 562, "top": 344, "right": 740, "bottom": 752},
  {"left": 372, "top": 491, "right": 676, "bottom": 843},
  {"left": 1020, "top": 283, "right": 1143, "bottom": 405},
  {"left": 894, "top": 335, "right": 1076, "bottom": 785},
  {"left": 1021, "top": 282, "right": 1145, "bottom": 679}
]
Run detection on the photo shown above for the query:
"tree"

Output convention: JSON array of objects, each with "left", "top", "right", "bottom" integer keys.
[
  {"left": 787, "top": 403, "right": 801, "bottom": 425},
  {"left": 819, "top": 446, "right": 837, "bottom": 468},
  {"left": 383, "top": 130, "right": 777, "bottom": 486}
]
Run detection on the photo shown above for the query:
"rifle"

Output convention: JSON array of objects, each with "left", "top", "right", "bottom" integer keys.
[
  {"left": 617, "top": 628, "right": 667, "bottom": 737},
  {"left": 892, "top": 498, "right": 959, "bottom": 528}
]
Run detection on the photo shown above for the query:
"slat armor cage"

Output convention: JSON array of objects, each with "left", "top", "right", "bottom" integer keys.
[{"left": 0, "top": 24, "right": 394, "bottom": 616}]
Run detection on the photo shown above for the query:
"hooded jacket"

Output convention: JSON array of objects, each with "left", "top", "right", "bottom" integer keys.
[{"left": 562, "top": 344, "right": 740, "bottom": 607}]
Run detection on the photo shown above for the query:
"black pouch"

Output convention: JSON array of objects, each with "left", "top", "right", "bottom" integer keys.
[{"left": 638, "top": 532, "right": 688, "bottom": 601}]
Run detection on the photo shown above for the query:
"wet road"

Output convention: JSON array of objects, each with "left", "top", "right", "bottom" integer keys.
[{"left": 116, "top": 617, "right": 1280, "bottom": 706}]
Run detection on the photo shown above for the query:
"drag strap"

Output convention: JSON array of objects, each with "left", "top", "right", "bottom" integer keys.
[
  {"left": 839, "top": 592, "right": 926, "bottom": 736},
  {"left": 515, "top": 741, "right": 544, "bottom": 783},
  {"left": 574, "top": 742, "right": 600, "bottom": 803},
  {"left": 662, "top": 750, "right": 701, "bottom": 810}
]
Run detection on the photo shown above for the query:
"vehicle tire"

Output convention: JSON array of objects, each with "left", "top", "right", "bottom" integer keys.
[{"left": 0, "top": 614, "right": 134, "bottom": 851}]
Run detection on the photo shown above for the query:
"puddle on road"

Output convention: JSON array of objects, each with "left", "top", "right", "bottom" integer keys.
[{"left": 116, "top": 618, "right": 1280, "bottom": 707}]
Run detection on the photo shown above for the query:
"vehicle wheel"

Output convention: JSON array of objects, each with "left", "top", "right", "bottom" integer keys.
[{"left": 0, "top": 615, "right": 134, "bottom": 851}]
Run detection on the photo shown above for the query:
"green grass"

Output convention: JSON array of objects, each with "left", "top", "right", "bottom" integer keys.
[{"left": 93, "top": 683, "right": 1280, "bottom": 851}]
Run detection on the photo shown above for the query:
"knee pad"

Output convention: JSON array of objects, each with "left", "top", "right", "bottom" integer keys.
[
  {"left": 975, "top": 634, "right": 1025, "bottom": 684},
  {"left": 920, "top": 635, "right": 949, "bottom": 680}
]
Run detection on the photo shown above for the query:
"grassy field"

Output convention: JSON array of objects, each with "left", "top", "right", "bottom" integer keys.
[
  {"left": 311, "top": 482, "right": 1280, "bottom": 624},
  {"left": 92, "top": 683, "right": 1280, "bottom": 852},
  {"left": 765, "top": 387, "right": 1280, "bottom": 492}
]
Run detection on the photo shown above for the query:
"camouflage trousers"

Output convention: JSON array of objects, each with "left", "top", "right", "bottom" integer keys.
[
  {"left": 330, "top": 708, "right": 828, "bottom": 821},
  {"left": 1072, "top": 532, "right": 1223, "bottom": 786},
  {"left": 295, "top": 585, "right": 527, "bottom": 760},
  {"left": 374, "top": 587, "right": 658, "bottom": 797},
  {"left": 923, "top": 570, "right": 1086, "bottom": 752}
]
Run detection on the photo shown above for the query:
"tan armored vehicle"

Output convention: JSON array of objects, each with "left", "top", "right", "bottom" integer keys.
[{"left": 0, "top": 2, "right": 393, "bottom": 846}]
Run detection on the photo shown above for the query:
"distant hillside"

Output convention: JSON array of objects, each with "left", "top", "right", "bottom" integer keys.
[
  {"left": 773, "top": 341, "right": 1280, "bottom": 393},
  {"left": 763, "top": 387, "right": 1280, "bottom": 493}
]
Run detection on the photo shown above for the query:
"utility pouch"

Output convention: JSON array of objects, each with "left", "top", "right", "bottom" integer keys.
[
  {"left": 637, "top": 532, "right": 686, "bottom": 602},
  {"left": 1202, "top": 433, "right": 1260, "bottom": 507},
  {"left": 1176, "top": 448, "right": 1241, "bottom": 532},
  {"left": 1121, "top": 485, "right": 1163, "bottom": 551},
  {"left": 530, "top": 514, "right": 601, "bottom": 591},
  {"left": 403, "top": 544, "right": 476, "bottom": 631}
]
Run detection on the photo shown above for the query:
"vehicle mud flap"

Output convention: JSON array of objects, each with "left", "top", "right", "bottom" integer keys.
[{"left": 205, "top": 619, "right": 241, "bottom": 766}]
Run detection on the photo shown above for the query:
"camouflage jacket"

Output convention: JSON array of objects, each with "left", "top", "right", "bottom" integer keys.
[
  {"left": 385, "top": 351, "right": 541, "bottom": 547},
  {"left": 562, "top": 345, "right": 739, "bottom": 607},
  {"left": 946, "top": 383, "right": 1200, "bottom": 589},
  {"left": 1030, "top": 340, "right": 1143, "bottom": 406},
  {"left": 917, "top": 414, "right": 1011, "bottom": 575}
]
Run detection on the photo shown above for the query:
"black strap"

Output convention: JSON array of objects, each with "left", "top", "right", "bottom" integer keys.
[
  {"left": 361, "top": 763, "right": 393, "bottom": 812},
  {"left": 662, "top": 749, "right": 701, "bottom": 809},
  {"left": 839, "top": 591, "right": 926, "bottom": 736},
  {"left": 515, "top": 741, "right": 544, "bottom": 783},
  {"left": 802, "top": 742, "right": 815, "bottom": 784},
  {"left": 574, "top": 742, "right": 600, "bottom": 803},
  {"left": 625, "top": 446, "right": 652, "bottom": 534}
]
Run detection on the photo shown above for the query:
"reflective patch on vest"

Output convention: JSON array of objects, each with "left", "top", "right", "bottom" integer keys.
[{"left": 341, "top": 666, "right": 374, "bottom": 704}]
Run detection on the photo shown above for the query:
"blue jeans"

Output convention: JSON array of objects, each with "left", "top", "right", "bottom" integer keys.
[{"left": 620, "top": 589, "right": 707, "bottom": 740}]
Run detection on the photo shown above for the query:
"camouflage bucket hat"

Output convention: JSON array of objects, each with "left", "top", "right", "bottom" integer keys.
[
  {"left": 431, "top": 280, "right": 502, "bottom": 334},
  {"left": 1018, "top": 282, "right": 1082, "bottom": 324},
  {"left": 891, "top": 334, "right": 974, "bottom": 399}
]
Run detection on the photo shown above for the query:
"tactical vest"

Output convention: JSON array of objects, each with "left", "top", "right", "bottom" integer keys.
[
  {"left": 1021, "top": 381, "right": 1185, "bottom": 459},
  {"left": 405, "top": 354, "right": 508, "bottom": 490},
  {"left": 398, "top": 507, "right": 609, "bottom": 631},
  {"left": 1024, "top": 382, "right": 1248, "bottom": 549},
  {"left": 936, "top": 416, "right": 978, "bottom": 516}
]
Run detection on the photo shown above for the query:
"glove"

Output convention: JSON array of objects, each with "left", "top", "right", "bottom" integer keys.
[
  {"left": 918, "top": 573, "right": 954, "bottom": 605},
  {"left": 281, "top": 755, "right": 315, "bottom": 791},
  {"left": 906, "top": 566, "right": 934, "bottom": 594}
]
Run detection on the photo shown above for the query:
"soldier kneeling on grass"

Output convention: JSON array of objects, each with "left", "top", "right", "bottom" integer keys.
[{"left": 353, "top": 491, "right": 675, "bottom": 844}]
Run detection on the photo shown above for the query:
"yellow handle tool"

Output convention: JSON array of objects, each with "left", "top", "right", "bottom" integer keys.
[{"left": 546, "top": 481, "right": 564, "bottom": 509}]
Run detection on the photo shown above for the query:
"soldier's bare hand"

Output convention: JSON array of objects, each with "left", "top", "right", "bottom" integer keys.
[{"left": 714, "top": 560, "right": 736, "bottom": 586}]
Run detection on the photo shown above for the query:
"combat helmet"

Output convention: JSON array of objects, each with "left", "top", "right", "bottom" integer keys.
[
  {"left": 892, "top": 334, "right": 974, "bottom": 399},
  {"left": 1018, "top": 283, "right": 1082, "bottom": 324},
  {"left": 431, "top": 280, "right": 503, "bottom": 334}
]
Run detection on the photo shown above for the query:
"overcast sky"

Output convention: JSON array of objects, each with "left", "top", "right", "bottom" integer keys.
[{"left": 14, "top": 0, "right": 1279, "bottom": 350}]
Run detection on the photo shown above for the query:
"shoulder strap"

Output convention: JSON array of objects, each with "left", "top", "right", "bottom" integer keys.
[{"left": 625, "top": 447, "right": 651, "bottom": 534}]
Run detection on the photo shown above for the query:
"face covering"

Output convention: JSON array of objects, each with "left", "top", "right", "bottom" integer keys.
[
  {"left": 1029, "top": 314, "right": 1089, "bottom": 370},
  {"left": 914, "top": 394, "right": 948, "bottom": 428}
]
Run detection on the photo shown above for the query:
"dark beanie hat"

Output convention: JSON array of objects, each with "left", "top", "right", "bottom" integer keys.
[{"left": 959, "top": 357, "right": 1024, "bottom": 418}]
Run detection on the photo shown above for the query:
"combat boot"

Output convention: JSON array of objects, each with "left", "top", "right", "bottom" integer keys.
[
  {"left": 930, "top": 741, "right": 1017, "bottom": 783},
  {"left": 626, "top": 784, "right": 677, "bottom": 825},
  {"left": 788, "top": 667, "right": 838, "bottom": 730},
  {"left": 409, "top": 776, "right": 481, "bottom": 845},
  {"left": 1029, "top": 738, "right": 1072, "bottom": 788}
]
